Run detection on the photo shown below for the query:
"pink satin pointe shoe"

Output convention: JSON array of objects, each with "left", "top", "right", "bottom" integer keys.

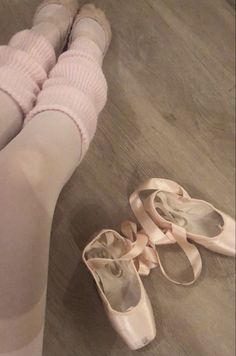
[
  {"left": 34, "top": 0, "right": 79, "bottom": 22},
  {"left": 33, "top": 0, "right": 79, "bottom": 50},
  {"left": 83, "top": 229, "right": 156, "bottom": 350},
  {"left": 70, "top": 3, "right": 112, "bottom": 56},
  {"left": 127, "top": 178, "right": 235, "bottom": 283}
]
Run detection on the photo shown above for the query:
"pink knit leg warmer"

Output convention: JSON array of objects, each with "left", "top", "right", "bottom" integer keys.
[
  {"left": 26, "top": 37, "right": 107, "bottom": 159},
  {"left": 0, "top": 30, "right": 56, "bottom": 115}
]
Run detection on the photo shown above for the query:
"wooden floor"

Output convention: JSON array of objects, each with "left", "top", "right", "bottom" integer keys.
[{"left": 0, "top": 0, "right": 235, "bottom": 355}]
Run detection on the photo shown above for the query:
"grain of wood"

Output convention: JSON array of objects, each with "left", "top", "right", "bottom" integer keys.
[{"left": 0, "top": 0, "right": 235, "bottom": 355}]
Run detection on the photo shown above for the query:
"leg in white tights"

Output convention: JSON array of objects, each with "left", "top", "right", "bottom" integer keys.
[
  {"left": 0, "top": 112, "right": 80, "bottom": 356},
  {"left": 0, "top": 91, "right": 23, "bottom": 150},
  {"left": 0, "top": 4, "right": 111, "bottom": 355}
]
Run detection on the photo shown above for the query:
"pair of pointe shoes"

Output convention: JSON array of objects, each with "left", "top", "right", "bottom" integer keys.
[
  {"left": 34, "top": 0, "right": 112, "bottom": 55},
  {"left": 83, "top": 178, "right": 235, "bottom": 350}
]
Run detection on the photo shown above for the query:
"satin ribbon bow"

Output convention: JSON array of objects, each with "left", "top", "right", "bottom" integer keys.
[{"left": 121, "top": 220, "right": 159, "bottom": 276}]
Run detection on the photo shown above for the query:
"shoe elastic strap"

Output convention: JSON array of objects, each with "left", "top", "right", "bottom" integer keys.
[
  {"left": 157, "top": 225, "right": 202, "bottom": 285},
  {"left": 153, "top": 191, "right": 189, "bottom": 225},
  {"left": 87, "top": 233, "right": 148, "bottom": 270}
]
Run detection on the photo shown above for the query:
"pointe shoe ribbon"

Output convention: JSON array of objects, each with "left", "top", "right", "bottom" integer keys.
[
  {"left": 120, "top": 178, "right": 203, "bottom": 285},
  {"left": 121, "top": 219, "right": 202, "bottom": 285},
  {"left": 86, "top": 229, "right": 149, "bottom": 270},
  {"left": 121, "top": 221, "right": 159, "bottom": 276}
]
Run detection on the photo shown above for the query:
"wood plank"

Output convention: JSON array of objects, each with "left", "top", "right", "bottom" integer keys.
[{"left": 0, "top": 0, "right": 235, "bottom": 355}]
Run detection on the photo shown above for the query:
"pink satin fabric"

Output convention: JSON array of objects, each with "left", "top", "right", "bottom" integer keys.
[
  {"left": 83, "top": 229, "right": 156, "bottom": 350},
  {"left": 121, "top": 178, "right": 203, "bottom": 285}
]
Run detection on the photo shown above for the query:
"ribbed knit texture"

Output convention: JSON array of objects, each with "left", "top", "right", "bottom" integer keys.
[
  {"left": 26, "top": 37, "right": 107, "bottom": 159},
  {"left": 0, "top": 30, "right": 56, "bottom": 114}
]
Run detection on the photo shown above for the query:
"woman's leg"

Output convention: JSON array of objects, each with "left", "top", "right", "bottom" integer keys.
[
  {"left": 0, "top": 4, "right": 111, "bottom": 355},
  {"left": 0, "top": 1, "right": 78, "bottom": 150},
  {"left": 0, "top": 113, "right": 80, "bottom": 356}
]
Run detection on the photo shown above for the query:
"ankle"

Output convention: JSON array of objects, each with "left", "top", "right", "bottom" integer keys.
[
  {"left": 71, "top": 18, "right": 107, "bottom": 54},
  {"left": 33, "top": 4, "right": 72, "bottom": 51},
  {"left": 70, "top": 4, "right": 112, "bottom": 57},
  {"left": 32, "top": 22, "right": 61, "bottom": 51},
  {"left": 69, "top": 37, "right": 104, "bottom": 66}
]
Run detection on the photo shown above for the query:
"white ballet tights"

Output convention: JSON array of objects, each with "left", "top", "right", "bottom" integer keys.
[
  {"left": 0, "top": 111, "right": 81, "bottom": 356},
  {"left": 0, "top": 91, "right": 23, "bottom": 150}
]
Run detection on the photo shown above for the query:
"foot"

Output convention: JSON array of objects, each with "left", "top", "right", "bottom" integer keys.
[
  {"left": 33, "top": 0, "right": 79, "bottom": 52},
  {"left": 70, "top": 4, "right": 112, "bottom": 56}
]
